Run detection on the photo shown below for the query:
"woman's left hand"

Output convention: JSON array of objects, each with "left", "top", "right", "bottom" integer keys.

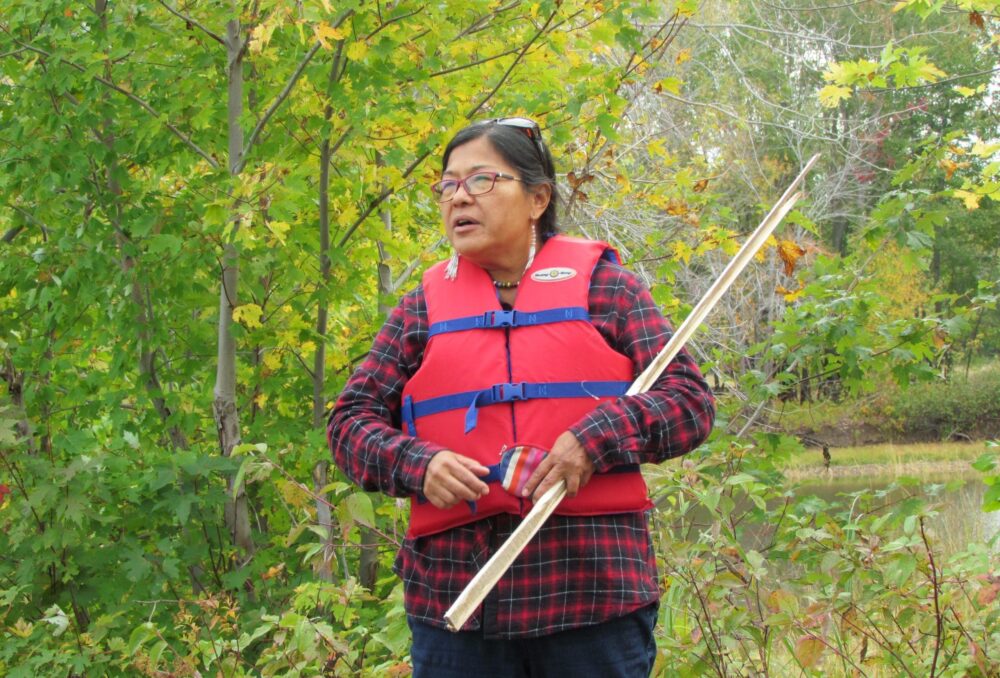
[{"left": 520, "top": 430, "right": 595, "bottom": 503}]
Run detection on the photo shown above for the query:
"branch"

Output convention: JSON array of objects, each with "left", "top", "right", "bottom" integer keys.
[
  {"left": 336, "top": 150, "right": 431, "bottom": 249},
  {"left": 236, "top": 40, "right": 322, "bottom": 173},
  {"left": 4, "top": 36, "right": 220, "bottom": 170},
  {"left": 155, "top": 0, "right": 226, "bottom": 46},
  {"left": 465, "top": 4, "right": 559, "bottom": 119},
  {"left": 2, "top": 225, "right": 24, "bottom": 243},
  {"left": 869, "top": 66, "right": 1000, "bottom": 94},
  {"left": 236, "top": 7, "right": 354, "bottom": 173}
]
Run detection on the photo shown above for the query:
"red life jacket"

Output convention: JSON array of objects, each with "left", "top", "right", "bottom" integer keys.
[{"left": 401, "top": 235, "right": 652, "bottom": 538}]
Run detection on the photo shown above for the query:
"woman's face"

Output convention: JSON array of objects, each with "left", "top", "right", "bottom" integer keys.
[{"left": 440, "top": 136, "right": 550, "bottom": 276}]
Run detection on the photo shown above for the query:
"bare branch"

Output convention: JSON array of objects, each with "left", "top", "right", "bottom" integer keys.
[
  {"left": 155, "top": 1, "right": 226, "bottom": 46},
  {"left": 236, "top": 41, "right": 322, "bottom": 173}
]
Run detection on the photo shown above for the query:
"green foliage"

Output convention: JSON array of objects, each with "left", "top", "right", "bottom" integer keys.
[
  {"left": 1, "top": 0, "right": 998, "bottom": 675},
  {"left": 649, "top": 438, "right": 1000, "bottom": 675},
  {"left": 881, "top": 365, "right": 1000, "bottom": 441}
]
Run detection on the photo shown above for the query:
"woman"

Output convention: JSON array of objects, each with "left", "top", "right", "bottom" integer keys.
[{"left": 328, "top": 118, "right": 715, "bottom": 677}]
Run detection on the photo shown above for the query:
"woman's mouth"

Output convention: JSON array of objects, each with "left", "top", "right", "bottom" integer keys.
[{"left": 452, "top": 217, "right": 480, "bottom": 232}]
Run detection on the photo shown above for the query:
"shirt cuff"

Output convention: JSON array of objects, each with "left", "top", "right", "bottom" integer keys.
[
  {"left": 398, "top": 439, "right": 449, "bottom": 497},
  {"left": 569, "top": 404, "right": 644, "bottom": 473}
]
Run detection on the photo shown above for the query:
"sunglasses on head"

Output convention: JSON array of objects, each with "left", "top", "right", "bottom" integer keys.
[{"left": 486, "top": 117, "right": 546, "bottom": 163}]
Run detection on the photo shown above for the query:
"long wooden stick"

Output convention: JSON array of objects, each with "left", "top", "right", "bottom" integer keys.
[{"left": 444, "top": 154, "right": 820, "bottom": 632}]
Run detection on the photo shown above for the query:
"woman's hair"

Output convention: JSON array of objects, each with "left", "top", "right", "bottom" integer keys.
[{"left": 441, "top": 121, "right": 560, "bottom": 238}]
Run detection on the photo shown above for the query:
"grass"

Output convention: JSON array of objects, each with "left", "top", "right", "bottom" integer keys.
[{"left": 781, "top": 440, "right": 991, "bottom": 480}]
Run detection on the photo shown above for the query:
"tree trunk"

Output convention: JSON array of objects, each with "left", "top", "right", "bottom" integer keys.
[
  {"left": 214, "top": 18, "right": 252, "bottom": 556},
  {"left": 312, "top": 131, "right": 336, "bottom": 583}
]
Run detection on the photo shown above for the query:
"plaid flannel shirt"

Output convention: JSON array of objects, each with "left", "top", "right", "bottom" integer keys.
[{"left": 328, "top": 255, "right": 715, "bottom": 639}]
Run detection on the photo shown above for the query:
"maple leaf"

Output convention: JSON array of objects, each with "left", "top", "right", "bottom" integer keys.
[
  {"left": 777, "top": 239, "right": 807, "bottom": 276},
  {"left": 818, "top": 84, "right": 851, "bottom": 108},
  {"left": 953, "top": 190, "right": 981, "bottom": 210}
]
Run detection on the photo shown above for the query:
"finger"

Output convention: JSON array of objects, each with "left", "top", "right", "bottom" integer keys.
[
  {"left": 454, "top": 455, "right": 491, "bottom": 477},
  {"left": 564, "top": 470, "right": 581, "bottom": 498},
  {"left": 521, "top": 456, "right": 555, "bottom": 498},
  {"left": 445, "top": 461, "right": 490, "bottom": 498},
  {"left": 426, "top": 486, "right": 458, "bottom": 510},
  {"left": 531, "top": 470, "right": 565, "bottom": 503}
]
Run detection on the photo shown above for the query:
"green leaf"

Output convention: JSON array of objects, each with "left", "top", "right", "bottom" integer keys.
[{"left": 345, "top": 492, "right": 375, "bottom": 527}]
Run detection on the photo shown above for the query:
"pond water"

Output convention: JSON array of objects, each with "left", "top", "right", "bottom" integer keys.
[
  {"left": 793, "top": 472, "right": 1000, "bottom": 556},
  {"left": 663, "top": 469, "right": 1000, "bottom": 558}
]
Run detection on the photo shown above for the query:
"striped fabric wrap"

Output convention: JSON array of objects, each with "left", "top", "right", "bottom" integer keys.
[{"left": 498, "top": 444, "right": 548, "bottom": 497}]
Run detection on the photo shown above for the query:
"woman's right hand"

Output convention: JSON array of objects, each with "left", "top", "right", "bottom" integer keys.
[{"left": 423, "top": 451, "right": 490, "bottom": 509}]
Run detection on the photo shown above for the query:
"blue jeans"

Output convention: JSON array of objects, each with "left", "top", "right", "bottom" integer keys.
[{"left": 409, "top": 604, "right": 658, "bottom": 678}]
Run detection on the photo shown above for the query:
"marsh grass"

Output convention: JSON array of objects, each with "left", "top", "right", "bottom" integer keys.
[{"left": 782, "top": 440, "right": 989, "bottom": 480}]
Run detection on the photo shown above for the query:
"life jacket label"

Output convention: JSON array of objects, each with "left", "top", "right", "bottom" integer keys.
[{"left": 531, "top": 267, "right": 577, "bottom": 283}]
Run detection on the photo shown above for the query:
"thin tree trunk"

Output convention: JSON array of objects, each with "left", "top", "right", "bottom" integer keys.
[
  {"left": 312, "top": 131, "right": 336, "bottom": 582},
  {"left": 215, "top": 18, "right": 252, "bottom": 556}
]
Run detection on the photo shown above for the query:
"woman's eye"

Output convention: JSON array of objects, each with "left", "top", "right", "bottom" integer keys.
[{"left": 467, "top": 174, "right": 493, "bottom": 190}]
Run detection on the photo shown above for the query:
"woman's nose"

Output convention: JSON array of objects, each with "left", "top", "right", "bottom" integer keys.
[{"left": 451, "top": 181, "right": 474, "bottom": 204}]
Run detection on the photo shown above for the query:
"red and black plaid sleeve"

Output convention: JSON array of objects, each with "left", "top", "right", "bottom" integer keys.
[
  {"left": 571, "top": 257, "right": 716, "bottom": 471},
  {"left": 327, "top": 287, "right": 444, "bottom": 498}
]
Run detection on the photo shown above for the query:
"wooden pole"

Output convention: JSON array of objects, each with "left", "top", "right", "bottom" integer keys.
[{"left": 444, "top": 155, "right": 820, "bottom": 632}]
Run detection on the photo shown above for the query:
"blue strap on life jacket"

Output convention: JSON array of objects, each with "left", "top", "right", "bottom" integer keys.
[
  {"left": 399, "top": 380, "right": 630, "bottom": 435},
  {"left": 427, "top": 306, "right": 590, "bottom": 338}
]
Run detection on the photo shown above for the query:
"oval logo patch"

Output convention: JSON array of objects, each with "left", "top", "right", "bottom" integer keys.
[{"left": 531, "top": 267, "right": 577, "bottom": 283}]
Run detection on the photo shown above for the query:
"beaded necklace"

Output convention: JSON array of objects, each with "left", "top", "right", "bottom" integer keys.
[{"left": 491, "top": 278, "right": 519, "bottom": 289}]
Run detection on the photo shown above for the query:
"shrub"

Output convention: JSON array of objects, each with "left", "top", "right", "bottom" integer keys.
[{"left": 885, "top": 364, "right": 1000, "bottom": 441}]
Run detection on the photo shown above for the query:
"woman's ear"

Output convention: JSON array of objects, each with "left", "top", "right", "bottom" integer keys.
[{"left": 530, "top": 183, "right": 552, "bottom": 220}]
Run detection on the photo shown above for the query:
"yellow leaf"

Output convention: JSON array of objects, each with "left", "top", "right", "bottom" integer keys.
[
  {"left": 654, "top": 77, "right": 683, "bottom": 95},
  {"left": 254, "top": 393, "right": 268, "bottom": 409},
  {"left": 777, "top": 239, "right": 806, "bottom": 276},
  {"left": 953, "top": 190, "right": 981, "bottom": 210},
  {"left": 314, "top": 22, "right": 346, "bottom": 50},
  {"left": 646, "top": 138, "right": 672, "bottom": 162},
  {"left": 939, "top": 158, "right": 958, "bottom": 180},
  {"left": 794, "top": 635, "right": 825, "bottom": 668},
  {"left": 346, "top": 41, "right": 368, "bottom": 61},
  {"left": 818, "top": 84, "right": 851, "bottom": 108},
  {"left": 11, "top": 619, "right": 34, "bottom": 638},
  {"left": 918, "top": 62, "right": 946, "bottom": 82},
  {"left": 776, "top": 283, "right": 805, "bottom": 302},
  {"left": 232, "top": 304, "right": 264, "bottom": 329},
  {"left": 249, "top": 22, "right": 276, "bottom": 54},
  {"left": 821, "top": 62, "right": 848, "bottom": 84},
  {"left": 261, "top": 563, "right": 285, "bottom": 581},
  {"left": 337, "top": 202, "right": 359, "bottom": 228},
  {"left": 971, "top": 141, "right": 1000, "bottom": 158},
  {"left": 665, "top": 199, "right": 688, "bottom": 216},
  {"left": 675, "top": 48, "right": 691, "bottom": 65},
  {"left": 672, "top": 241, "right": 693, "bottom": 265},
  {"left": 267, "top": 220, "right": 290, "bottom": 244},
  {"left": 262, "top": 351, "right": 282, "bottom": 371}
]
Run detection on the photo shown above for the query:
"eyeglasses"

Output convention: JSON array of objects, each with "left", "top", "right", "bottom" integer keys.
[
  {"left": 430, "top": 171, "right": 524, "bottom": 202},
  {"left": 489, "top": 117, "right": 546, "bottom": 164}
]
